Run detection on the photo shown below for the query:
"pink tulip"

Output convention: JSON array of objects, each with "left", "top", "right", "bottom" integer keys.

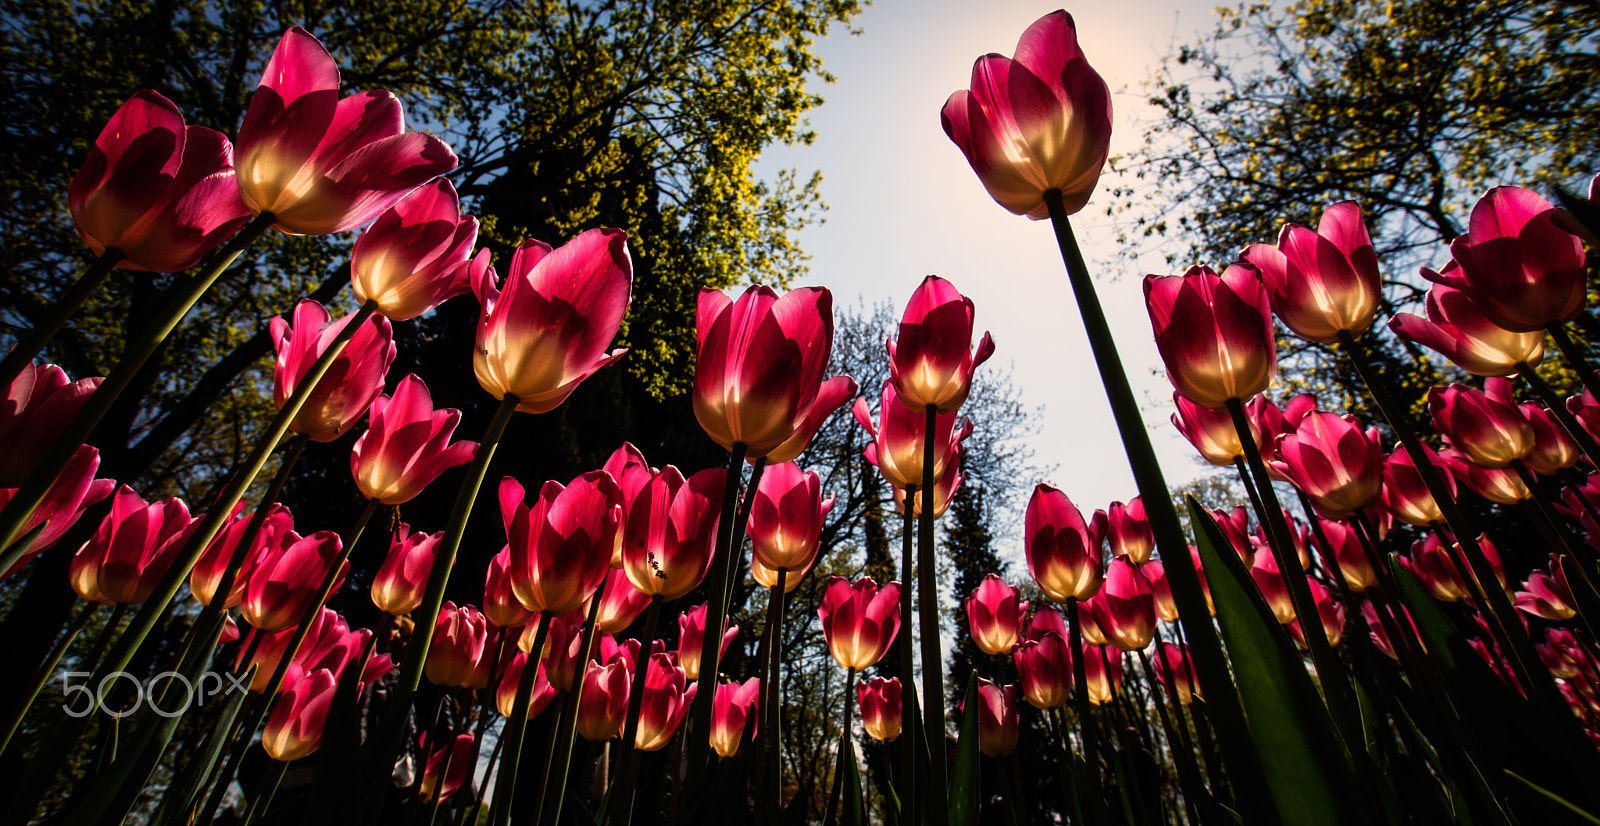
[
  {"left": 1288, "top": 579, "right": 1345, "bottom": 648},
  {"left": 621, "top": 466, "right": 724, "bottom": 601},
  {"left": 1438, "top": 447, "right": 1529, "bottom": 505},
  {"left": 818, "top": 576, "right": 902, "bottom": 671},
  {"left": 940, "top": 11, "right": 1112, "bottom": 219},
  {"left": 710, "top": 677, "right": 761, "bottom": 757},
  {"left": 1104, "top": 498, "right": 1154, "bottom": 564},
  {"left": 370, "top": 524, "right": 441, "bottom": 616},
  {"left": 1570, "top": 389, "right": 1600, "bottom": 445},
  {"left": 496, "top": 653, "right": 557, "bottom": 720},
  {"left": 1390, "top": 278, "right": 1544, "bottom": 376},
  {"left": 1145, "top": 264, "right": 1277, "bottom": 408},
  {"left": 632, "top": 652, "right": 696, "bottom": 751},
  {"left": 1521, "top": 402, "right": 1580, "bottom": 475},
  {"left": 588, "top": 567, "right": 651, "bottom": 634},
  {"left": 532, "top": 609, "right": 590, "bottom": 691},
  {"left": 1153, "top": 642, "right": 1199, "bottom": 705},
  {"left": 1403, "top": 532, "right": 1505, "bottom": 602},
  {"left": 1381, "top": 446, "right": 1452, "bottom": 528},
  {"left": 1090, "top": 558, "right": 1157, "bottom": 651},
  {"left": 678, "top": 602, "right": 738, "bottom": 681},
  {"left": 1431, "top": 186, "right": 1587, "bottom": 332},
  {"left": 190, "top": 501, "right": 292, "bottom": 608},
  {"left": 1024, "top": 484, "right": 1103, "bottom": 602},
  {"left": 1361, "top": 601, "right": 1412, "bottom": 662},
  {"left": 855, "top": 381, "right": 971, "bottom": 490},
  {"left": 239, "top": 607, "right": 339, "bottom": 693},
  {"left": 261, "top": 668, "right": 338, "bottom": 761},
  {"left": 418, "top": 734, "right": 477, "bottom": 802},
  {"left": 242, "top": 530, "right": 346, "bottom": 632},
  {"left": 351, "top": 179, "right": 485, "bottom": 320},
  {"left": 69, "top": 486, "right": 195, "bottom": 605},
  {"left": 425, "top": 602, "right": 493, "bottom": 689},
  {"left": 1013, "top": 630, "right": 1071, "bottom": 710},
  {"left": 1023, "top": 605, "right": 1067, "bottom": 643},
  {"left": 1270, "top": 410, "right": 1384, "bottom": 519},
  {"left": 1429, "top": 379, "right": 1534, "bottom": 469},
  {"left": 1254, "top": 511, "right": 1311, "bottom": 572},
  {"left": 271, "top": 299, "right": 395, "bottom": 442},
  {"left": 1082, "top": 645, "right": 1125, "bottom": 705},
  {"left": 1316, "top": 518, "right": 1375, "bottom": 592},
  {"left": 68, "top": 90, "right": 250, "bottom": 271},
  {"left": 235, "top": 28, "right": 457, "bottom": 235},
  {"left": 1242, "top": 201, "right": 1383, "bottom": 343},
  {"left": 472, "top": 229, "right": 632, "bottom": 413},
  {"left": 1210, "top": 506, "right": 1257, "bottom": 565},
  {"left": 1143, "top": 560, "right": 1179, "bottom": 622},
  {"left": 1077, "top": 594, "right": 1111, "bottom": 646},
  {"left": 858, "top": 677, "right": 901, "bottom": 742},
  {"left": 483, "top": 546, "right": 534, "bottom": 629},
  {"left": 892, "top": 442, "right": 964, "bottom": 519},
  {"left": 0, "top": 446, "right": 114, "bottom": 581},
  {"left": 603, "top": 442, "right": 656, "bottom": 566},
  {"left": 966, "top": 574, "right": 1025, "bottom": 656},
  {"left": 1515, "top": 561, "right": 1576, "bottom": 621},
  {"left": 765, "top": 377, "right": 858, "bottom": 465},
  {"left": 975, "top": 679, "right": 1020, "bottom": 757},
  {"left": 750, "top": 550, "right": 819, "bottom": 594},
  {"left": 1249, "top": 552, "right": 1298, "bottom": 624},
  {"left": 1258, "top": 394, "right": 1318, "bottom": 481},
  {"left": 0, "top": 363, "right": 102, "bottom": 488},
  {"left": 748, "top": 461, "right": 833, "bottom": 573},
  {"left": 500, "top": 472, "right": 623, "bottom": 616},
  {"left": 1171, "top": 392, "right": 1262, "bottom": 467},
  {"left": 887, "top": 275, "right": 995, "bottom": 412},
  {"left": 694, "top": 285, "right": 846, "bottom": 459},
  {"left": 350, "top": 374, "right": 476, "bottom": 504},
  {"left": 576, "top": 660, "right": 631, "bottom": 741}
]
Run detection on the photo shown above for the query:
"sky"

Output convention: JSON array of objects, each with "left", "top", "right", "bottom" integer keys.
[{"left": 759, "top": 0, "right": 1228, "bottom": 524}]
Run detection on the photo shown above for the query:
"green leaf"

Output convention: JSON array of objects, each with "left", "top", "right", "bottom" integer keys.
[
  {"left": 842, "top": 731, "right": 867, "bottom": 826},
  {"left": 1188, "top": 498, "right": 1366, "bottom": 826},
  {"left": 947, "top": 671, "right": 981, "bottom": 826},
  {"left": 1504, "top": 771, "right": 1600, "bottom": 825},
  {"left": 147, "top": 666, "right": 254, "bottom": 826}
]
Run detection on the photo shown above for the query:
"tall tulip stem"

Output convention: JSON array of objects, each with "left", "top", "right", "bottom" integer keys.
[
  {"left": 898, "top": 488, "right": 919, "bottom": 826},
  {"left": 824, "top": 667, "right": 856, "bottom": 826},
  {"left": 686, "top": 447, "right": 747, "bottom": 785},
  {"left": 614, "top": 594, "right": 664, "bottom": 826},
  {"left": 764, "top": 570, "right": 788, "bottom": 821},
  {"left": 487, "top": 610, "right": 551, "bottom": 826},
  {"left": 1548, "top": 323, "right": 1600, "bottom": 399},
  {"left": 1065, "top": 597, "right": 1103, "bottom": 825},
  {"left": 917, "top": 405, "right": 947, "bottom": 817},
  {"left": 0, "top": 248, "right": 121, "bottom": 391},
  {"left": 1515, "top": 362, "right": 1600, "bottom": 466},
  {"left": 540, "top": 579, "right": 607, "bottom": 826},
  {"left": 1043, "top": 189, "right": 1270, "bottom": 819},
  {"left": 0, "top": 212, "right": 274, "bottom": 554},
  {"left": 1136, "top": 647, "right": 1206, "bottom": 824},
  {"left": 0, "top": 602, "right": 97, "bottom": 754}
]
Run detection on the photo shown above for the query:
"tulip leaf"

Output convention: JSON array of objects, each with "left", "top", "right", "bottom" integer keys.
[
  {"left": 1504, "top": 770, "right": 1600, "bottom": 825},
  {"left": 843, "top": 731, "right": 867, "bottom": 826},
  {"left": 147, "top": 666, "right": 254, "bottom": 826},
  {"left": 947, "top": 671, "right": 981, "bottom": 826},
  {"left": 299, "top": 657, "right": 369, "bottom": 826},
  {"left": 1187, "top": 499, "right": 1365, "bottom": 826}
]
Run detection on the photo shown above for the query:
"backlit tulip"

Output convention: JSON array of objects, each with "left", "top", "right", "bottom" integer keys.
[
  {"left": 424, "top": 602, "right": 492, "bottom": 689},
  {"left": 1145, "top": 264, "right": 1276, "bottom": 407},
  {"left": 1091, "top": 559, "right": 1157, "bottom": 651},
  {"left": 678, "top": 603, "right": 738, "bottom": 681},
  {"left": 588, "top": 567, "right": 651, "bottom": 634},
  {"left": 764, "top": 376, "right": 859, "bottom": 466},
  {"left": 750, "top": 552, "right": 818, "bottom": 594},
  {"left": 1249, "top": 552, "right": 1297, "bottom": 624},
  {"left": 473, "top": 229, "right": 632, "bottom": 414},
  {"left": 351, "top": 374, "right": 476, "bottom": 504},
  {"left": 418, "top": 734, "right": 476, "bottom": 803},
  {"left": 633, "top": 652, "right": 696, "bottom": 751},
  {"left": 1432, "top": 186, "right": 1587, "bottom": 332},
  {"left": 858, "top": 677, "right": 902, "bottom": 742},
  {"left": 351, "top": 179, "right": 485, "bottom": 320},
  {"left": 1404, "top": 532, "right": 1505, "bottom": 602},
  {"left": 940, "top": 10, "right": 1112, "bottom": 219},
  {"left": 975, "top": 679, "right": 1020, "bottom": 757},
  {"left": 1571, "top": 390, "right": 1600, "bottom": 445},
  {"left": 533, "top": 610, "right": 591, "bottom": 691},
  {"left": 1082, "top": 645, "right": 1124, "bottom": 705},
  {"left": 1288, "top": 579, "right": 1345, "bottom": 648},
  {"left": 0, "top": 363, "right": 102, "bottom": 488},
  {"left": 1522, "top": 402, "right": 1580, "bottom": 475},
  {"left": 694, "top": 285, "right": 846, "bottom": 458},
  {"left": 710, "top": 677, "right": 761, "bottom": 757},
  {"left": 240, "top": 607, "right": 363, "bottom": 693},
  {"left": 271, "top": 299, "right": 395, "bottom": 442},
  {"left": 235, "top": 28, "right": 457, "bottom": 235},
  {"left": 1171, "top": 392, "right": 1262, "bottom": 466},
  {"left": 242, "top": 530, "right": 346, "bottom": 632},
  {"left": 1210, "top": 506, "right": 1256, "bottom": 565},
  {"left": 966, "top": 574, "right": 1025, "bottom": 655},
  {"left": 496, "top": 653, "right": 556, "bottom": 720},
  {"left": 577, "top": 660, "right": 631, "bottom": 741},
  {"left": 1258, "top": 394, "right": 1318, "bottom": 481},
  {"left": 1153, "top": 642, "right": 1199, "bottom": 705},
  {"left": 484, "top": 547, "right": 534, "bottom": 629},
  {"left": 887, "top": 275, "right": 995, "bottom": 412},
  {"left": 500, "top": 472, "right": 623, "bottom": 616},
  {"left": 893, "top": 444, "right": 964, "bottom": 519},
  {"left": 1104, "top": 498, "right": 1154, "bottom": 564},
  {"left": 1013, "top": 630, "right": 1072, "bottom": 709},
  {"left": 818, "top": 576, "right": 902, "bottom": 671},
  {"left": 1381, "top": 446, "right": 1452, "bottom": 528},
  {"left": 1429, "top": 379, "right": 1534, "bottom": 469},
  {"left": 1024, "top": 484, "right": 1103, "bottom": 602},
  {"left": 69, "top": 486, "right": 194, "bottom": 605},
  {"left": 1143, "top": 560, "right": 1179, "bottom": 621},
  {"left": 1023, "top": 605, "right": 1066, "bottom": 643},
  {"left": 621, "top": 466, "right": 723, "bottom": 601},
  {"left": 1270, "top": 411, "right": 1384, "bottom": 519},
  {"left": 191, "top": 502, "right": 292, "bottom": 608},
  {"left": 261, "top": 668, "right": 337, "bottom": 762},
  {"left": 1439, "top": 447, "right": 1530, "bottom": 505},
  {"left": 855, "top": 381, "right": 971, "bottom": 490},
  {"left": 603, "top": 442, "right": 656, "bottom": 566},
  {"left": 1362, "top": 602, "right": 1413, "bottom": 662},
  {"left": 1316, "top": 518, "right": 1375, "bottom": 592},
  {"left": 748, "top": 461, "right": 833, "bottom": 573},
  {"left": 1390, "top": 278, "right": 1544, "bottom": 376},
  {"left": 69, "top": 90, "right": 250, "bottom": 271},
  {"left": 1516, "top": 563, "right": 1576, "bottom": 621},
  {"left": 370, "top": 524, "right": 440, "bottom": 616},
  {"left": 1077, "top": 594, "right": 1110, "bottom": 646},
  {"left": 1242, "top": 201, "right": 1383, "bottom": 343}
]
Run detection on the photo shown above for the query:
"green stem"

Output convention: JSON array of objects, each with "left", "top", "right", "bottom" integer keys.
[
  {"left": 488, "top": 611, "right": 551, "bottom": 826},
  {"left": 242, "top": 758, "right": 289, "bottom": 826},
  {"left": 898, "top": 487, "right": 919, "bottom": 826},
  {"left": 614, "top": 594, "right": 664, "bottom": 826},
  {"left": 722, "top": 459, "right": 768, "bottom": 617},
  {"left": 917, "top": 406, "right": 947, "bottom": 825},
  {"left": 685, "top": 447, "right": 748, "bottom": 791},
  {"left": 1066, "top": 597, "right": 1103, "bottom": 826},
  {"left": 540, "top": 578, "right": 607, "bottom": 826},
  {"left": 1548, "top": 323, "right": 1600, "bottom": 400},
  {"left": 824, "top": 667, "right": 855, "bottom": 826},
  {"left": 0, "top": 213, "right": 273, "bottom": 554},
  {"left": 1517, "top": 362, "right": 1600, "bottom": 467},
  {"left": 765, "top": 571, "right": 788, "bottom": 821},
  {"left": 1137, "top": 647, "right": 1205, "bottom": 825},
  {"left": 0, "top": 248, "right": 121, "bottom": 391},
  {"left": 0, "top": 601, "right": 98, "bottom": 754}
]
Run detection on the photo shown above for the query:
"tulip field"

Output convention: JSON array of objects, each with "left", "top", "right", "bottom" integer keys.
[{"left": 5, "top": 6, "right": 1600, "bottom": 826}]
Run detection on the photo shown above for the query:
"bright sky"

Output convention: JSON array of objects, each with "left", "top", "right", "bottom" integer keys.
[{"left": 762, "top": 1, "right": 1226, "bottom": 526}]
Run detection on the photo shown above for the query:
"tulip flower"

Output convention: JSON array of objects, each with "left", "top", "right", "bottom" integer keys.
[
  {"left": 1404, "top": 532, "right": 1505, "bottom": 602},
  {"left": 748, "top": 461, "right": 833, "bottom": 574},
  {"left": 534, "top": 610, "right": 593, "bottom": 692},
  {"left": 242, "top": 530, "right": 346, "bottom": 632},
  {"left": 1145, "top": 264, "right": 1277, "bottom": 408},
  {"left": 473, "top": 229, "right": 632, "bottom": 413},
  {"left": 1390, "top": 278, "right": 1545, "bottom": 376},
  {"left": 1571, "top": 390, "right": 1600, "bottom": 445},
  {"left": 240, "top": 607, "right": 360, "bottom": 693},
  {"left": 818, "top": 576, "right": 902, "bottom": 671},
  {"left": 1013, "top": 630, "right": 1072, "bottom": 709},
  {"left": 1430, "top": 186, "right": 1588, "bottom": 332},
  {"left": 1143, "top": 560, "right": 1179, "bottom": 622},
  {"left": 1241, "top": 201, "right": 1383, "bottom": 343},
  {"left": 2, "top": 445, "right": 114, "bottom": 580},
  {"left": 1362, "top": 602, "right": 1411, "bottom": 662},
  {"left": 351, "top": 179, "right": 485, "bottom": 320},
  {"left": 632, "top": 652, "right": 697, "bottom": 751},
  {"left": 271, "top": 299, "right": 396, "bottom": 442},
  {"left": 855, "top": 381, "right": 971, "bottom": 490},
  {"left": 1171, "top": 392, "right": 1265, "bottom": 466},
  {"left": 1210, "top": 506, "right": 1256, "bottom": 565},
  {"left": 750, "top": 552, "right": 818, "bottom": 595},
  {"left": 1521, "top": 402, "right": 1580, "bottom": 475},
  {"left": 603, "top": 442, "right": 657, "bottom": 566},
  {"left": 69, "top": 90, "right": 251, "bottom": 271},
  {"left": 1090, "top": 558, "right": 1157, "bottom": 651},
  {"left": 1077, "top": 594, "right": 1111, "bottom": 646},
  {"left": 892, "top": 444, "right": 964, "bottom": 519},
  {"left": 1153, "top": 642, "right": 1199, "bottom": 705},
  {"left": 1249, "top": 552, "right": 1298, "bottom": 624},
  {"left": 694, "top": 285, "right": 847, "bottom": 458},
  {"left": 235, "top": 28, "right": 457, "bottom": 235},
  {"left": 621, "top": 466, "right": 724, "bottom": 601},
  {"left": 350, "top": 374, "right": 476, "bottom": 504},
  {"left": 1288, "top": 579, "right": 1345, "bottom": 648},
  {"left": 1082, "top": 645, "right": 1124, "bottom": 705},
  {"left": 1023, "top": 605, "right": 1067, "bottom": 643},
  {"left": 500, "top": 472, "right": 623, "bottom": 616},
  {"left": 1439, "top": 447, "right": 1530, "bottom": 505},
  {"left": 424, "top": 602, "right": 492, "bottom": 689},
  {"left": 1540, "top": 628, "right": 1586, "bottom": 680},
  {"left": 1253, "top": 511, "right": 1311, "bottom": 572},
  {"left": 966, "top": 574, "right": 1025, "bottom": 656},
  {"left": 418, "top": 734, "right": 477, "bottom": 803},
  {"left": 940, "top": 10, "right": 1112, "bottom": 219},
  {"left": 1024, "top": 483, "right": 1103, "bottom": 602},
  {"left": 765, "top": 377, "right": 859, "bottom": 466},
  {"left": 190, "top": 501, "right": 292, "bottom": 608},
  {"left": 588, "top": 567, "right": 651, "bottom": 634},
  {"left": 369, "top": 524, "right": 440, "bottom": 616},
  {"left": 1429, "top": 379, "right": 1534, "bottom": 469},
  {"left": 1104, "top": 498, "right": 1154, "bottom": 564},
  {"left": 484, "top": 547, "right": 534, "bottom": 629},
  {"left": 710, "top": 677, "right": 761, "bottom": 757},
  {"left": 1381, "top": 446, "right": 1452, "bottom": 528},
  {"left": 497, "top": 653, "right": 557, "bottom": 721},
  {"left": 0, "top": 364, "right": 103, "bottom": 489},
  {"left": 577, "top": 660, "right": 632, "bottom": 741},
  {"left": 261, "top": 668, "right": 338, "bottom": 761},
  {"left": 678, "top": 603, "right": 738, "bottom": 682},
  {"left": 975, "top": 679, "right": 1020, "bottom": 757},
  {"left": 1516, "top": 563, "right": 1577, "bottom": 621},
  {"left": 858, "top": 677, "right": 901, "bottom": 742},
  {"left": 887, "top": 275, "right": 995, "bottom": 412},
  {"left": 1315, "top": 518, "right": 1375, "bottom": 592},
  {"left": 1270, "top": 410, "right": 1384, "bottom": 519},
  {"left": 69, "top": 486, "right": 194, "bottom": 605}
]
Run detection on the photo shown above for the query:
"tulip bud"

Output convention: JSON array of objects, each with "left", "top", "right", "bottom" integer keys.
[
  {"left": 1516, "top": 560, "right": 1577, "bottom": 621},
  {"left": 893, "top": 444, "right": 964, "bottom": 519},
  {"left": 887, "top": 275, "right": 995, "bottom": 412},
  {"left": 818, "top": 576, "right": 902, "bottom": 671},
  {"left": 1145, "top": 264, "right": 1277, "bottom": 407},
  {"left": 425, "top": 602, "right": 493, "bottom": 689},
  {"left": 965, "top": 574, "right": 1024, "bottom": 656},
  {"left": 531, "top": 610, "right": 591, "bottom": 692},
  {"left": 975, "top": 679, "right": 1021, "bottom": 757},
  {"left": 1242, "top": 201, "right": 1383, "bottom": 343},
  {"left": 0, "top": 363, "right": 101, "bottom": 488},
  {"left": 1315, "top": 518, "right": 1375, "bottom": 592},
  {"left": 1024, "top": 484, "right": 1103, "bottom": 602},
  {"left": 602, "top": 443, "right": 656, "bottom": 567},
  {"left": 261, "top": 668, "right": 338, "bottom": 762},
  {"left": 1091, "top": 559, "right": 1157, "bottom": 651},
  {"left": 1249, "top": 552, "right": 1298, "bottom": 625},
  {"left": 1082, "top": 645, "right": 1124, "bottom": 705},
  {"left": 1439, "top": 447, "right": 1529, "bottom": 505},
  {"left": 857, "top": 677, "right": 902, "bottom": 742},
  {"left": 678, "top": 603, "right": 738, "bottom": 682},
  {"left": 0, "top": 445, "right": 114, "bottom": 581},
  {"left": 191, "top": 502, "right": 291, "bottom": 608},
  {"left": 1381, "top": 446, "right": 1452, "bottom": 528},
  {"left": 1142, "top": 560, "right": 1179, "bottom": 622},
  {"left": 69, "top": 486, "right": 194, "bottom": 606},
  {"left": 1271, "top": 411, "right": 1384, "bottom": 520},
  {"left": 1429, "top": 379, "right": 1534, "bottom": 469},
  {"left": 855, "top": 382, "right": 971, "bottom": 490},
  {"left": 351, "top": 374, "right": 476, "bottom": 504},
  {"left": 1521, "top": 402, "right": 1580, "bottom": 475},
  {"left": 710, "top": 677, "right": 760, "bottom": 757},
  {"left": 1013, "top": 630, "right": 1072, "bottom": 710},
  {"left": 576, "top": 660, "right": 631, "bottom": 742},
  {"left": 587, "top": 568, "right": 651, "bottom": 634},
  {"left": 1104, "top": 498, "right": 1154, "bottom": 564},
  {"left": 1171, "top": 392, "right": 1260, "bottom": 466},
  {"left": 1288, "top": 579, "right": 1345, "bottom": 648},
  {"left": 632, "top": 653, "right": 696, "bottom": 752},
  {"left": 351, "top": 180, "right": 483, "bottom": 321},
  {"left": 370, "top": 524, "right": 441, "bottom": 616}
]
